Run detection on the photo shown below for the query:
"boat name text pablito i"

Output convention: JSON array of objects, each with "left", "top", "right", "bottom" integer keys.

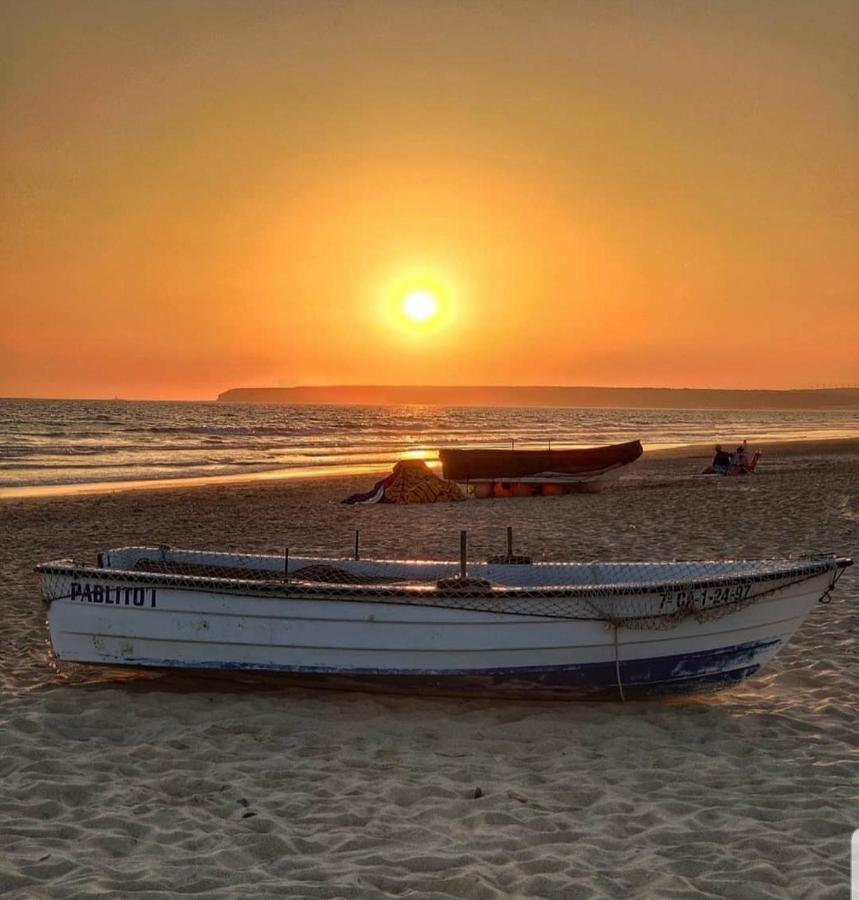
[{"left": 70, "top": 582, "right": 158, "bottom": 608}]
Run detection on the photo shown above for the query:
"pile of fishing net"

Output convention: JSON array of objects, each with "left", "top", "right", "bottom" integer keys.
[{"left": 342, "top": 459, "right": 464, "bottom": 505}]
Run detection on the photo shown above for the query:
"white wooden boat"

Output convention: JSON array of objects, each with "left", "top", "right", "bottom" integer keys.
[{"left": 36, "top": 547, "right": 851, "bottom": 700}]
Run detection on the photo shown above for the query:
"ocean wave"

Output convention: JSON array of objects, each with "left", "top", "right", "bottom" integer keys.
[
  {"left": 2, "top": 398, "right": 858, "bottom": 491},
  {"left": 120, "top": 424, "right": 329, "bottom": 436}
]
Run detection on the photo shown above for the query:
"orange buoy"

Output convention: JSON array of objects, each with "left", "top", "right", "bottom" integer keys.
[
  {"left": 512, "top": 483, "right": 536, "bottom": 498},
  {"left": 473, "top": 482, "right": 494, "bottom": 499},
  {"left": 493, "top": 482, "right": 513, "bottom": 498},
  {"left": 541, "top": 483, "right": 566, "bottom": 496}
]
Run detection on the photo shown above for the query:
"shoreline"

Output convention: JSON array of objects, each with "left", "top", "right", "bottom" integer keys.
[
  {"left": 3, "top": 434, "right": 859, "bottom": 502},
  {"left": 647, "top": 434, "right": 859, "bottom": 458},
  {"left": 0, "top": 461, "right": 393, "bottom": 501}
]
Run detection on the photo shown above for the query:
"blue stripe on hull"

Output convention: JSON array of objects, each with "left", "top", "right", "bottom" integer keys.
[{"left": 91, "top": 638, "right": 783, "bottom": 700}]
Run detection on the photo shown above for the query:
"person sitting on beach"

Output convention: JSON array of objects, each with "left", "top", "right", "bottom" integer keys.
[
  {"left": 701, "top": 445, "right": 732, "bottom": 475},
  {"left": 710, "top": 444, "right": 732, "bottom": 473},
  {"left": 733, "top": 442, "right": 749, "bottom": 470}
]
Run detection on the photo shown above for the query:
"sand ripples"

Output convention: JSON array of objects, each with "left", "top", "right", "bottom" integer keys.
[{"left": 1, "top": 450, "right": 857, "bottom": 897}]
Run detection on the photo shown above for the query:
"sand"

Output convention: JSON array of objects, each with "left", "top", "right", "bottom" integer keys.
[{"left": 1, "top": 444, "right": 857, "bottom": 898}]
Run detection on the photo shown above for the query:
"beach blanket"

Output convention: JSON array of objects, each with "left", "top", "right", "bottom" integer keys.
[{"left": 342, "top": 460, "right": 464, "bottom": 504}]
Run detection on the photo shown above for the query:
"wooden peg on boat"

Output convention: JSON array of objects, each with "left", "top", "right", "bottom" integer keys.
[
  {"left": 354, "top": 530, "right": 360, "bottom": 561},
  {"left": 436, "top": 529, "right": 492, "bottom": 591},
  {"left": 284, "top": 547, "right": 289, "bottom": 582},
  {"left": 487, "top": 525, "right": 532, "bottom": 565}
]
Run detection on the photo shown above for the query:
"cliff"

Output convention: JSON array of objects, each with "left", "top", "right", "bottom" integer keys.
[{"left": 216, "top": 386, "right": 859, "bottom": 410}]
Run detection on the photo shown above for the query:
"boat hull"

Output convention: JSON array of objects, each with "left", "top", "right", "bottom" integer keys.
[
  {"left": 439, "top": 440, "right": 643, "bottom": 484},
  {"left": 41, "top": 562, "right": 835, "bottom": 699},
  {"left": 48, "top": 640, "right": 776, "bottom": 700}
]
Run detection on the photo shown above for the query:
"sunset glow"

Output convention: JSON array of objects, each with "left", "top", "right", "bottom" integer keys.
[{"left": 1, "top": 1, "right": 857, "bottom": 400}]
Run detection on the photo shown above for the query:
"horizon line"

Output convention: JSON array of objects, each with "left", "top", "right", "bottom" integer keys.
[
  {"left": 3, "top": 383, "right": 859, "bottom": 403},
  {"left": 224, "top": 383, "right": 859, "bottom": 393}
]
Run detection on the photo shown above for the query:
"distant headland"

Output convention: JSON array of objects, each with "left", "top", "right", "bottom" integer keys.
[{"left": 216, "top": 386, "right": 859, "bottom": 410}]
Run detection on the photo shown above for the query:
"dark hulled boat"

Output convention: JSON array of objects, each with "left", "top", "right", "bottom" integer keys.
[{"left": 439, "top": 440, "right": 643, "bottom": 485}]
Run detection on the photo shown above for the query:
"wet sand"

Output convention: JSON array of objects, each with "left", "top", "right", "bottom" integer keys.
[{"left": 1, "top": 443, "right": 857, "bottom": 898}]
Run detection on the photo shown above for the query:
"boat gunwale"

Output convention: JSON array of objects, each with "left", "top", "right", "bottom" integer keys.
[{"left": 34, "top": 550, "right": 850, "bottom": 608}]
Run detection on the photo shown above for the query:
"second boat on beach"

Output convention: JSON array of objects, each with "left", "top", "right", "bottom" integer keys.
[{"left": 439, "top": 439, "right": 643, "bottom": 496}]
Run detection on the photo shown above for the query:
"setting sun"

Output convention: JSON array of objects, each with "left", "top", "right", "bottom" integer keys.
[
  {"left": 402, "top": 290, "right": 439, "bottom": 324},
  {"left": 379, "top": 271, "right": 459, "bottom": 344}
]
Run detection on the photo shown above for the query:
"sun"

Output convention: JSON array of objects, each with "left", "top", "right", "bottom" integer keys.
[
  {"left": 380, "top": 271, "right": 457, "bottom": 337},
  {"left": 402, "top": 290, "right": 439, "bottom": 323}
]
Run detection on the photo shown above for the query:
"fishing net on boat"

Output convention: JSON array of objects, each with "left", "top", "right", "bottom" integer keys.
[
  {"left": 133, "top": 559, "right": 407, "bottom": 585},
  {"left": 36, "top": 548, "right": 845, "bottom": 632}
]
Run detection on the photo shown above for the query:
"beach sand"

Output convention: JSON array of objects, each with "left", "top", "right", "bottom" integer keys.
[{"left": 1, "top": 444, "right": 857, "bottom": 898}]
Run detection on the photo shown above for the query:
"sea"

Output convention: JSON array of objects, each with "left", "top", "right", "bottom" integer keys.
[{"left": 2, "top": 398, "right": 859, "bottom": 493}]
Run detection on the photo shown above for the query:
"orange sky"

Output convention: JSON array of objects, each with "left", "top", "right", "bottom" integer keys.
[{"left": 2, "top": 0, "right": 857, "bottom": 400}]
